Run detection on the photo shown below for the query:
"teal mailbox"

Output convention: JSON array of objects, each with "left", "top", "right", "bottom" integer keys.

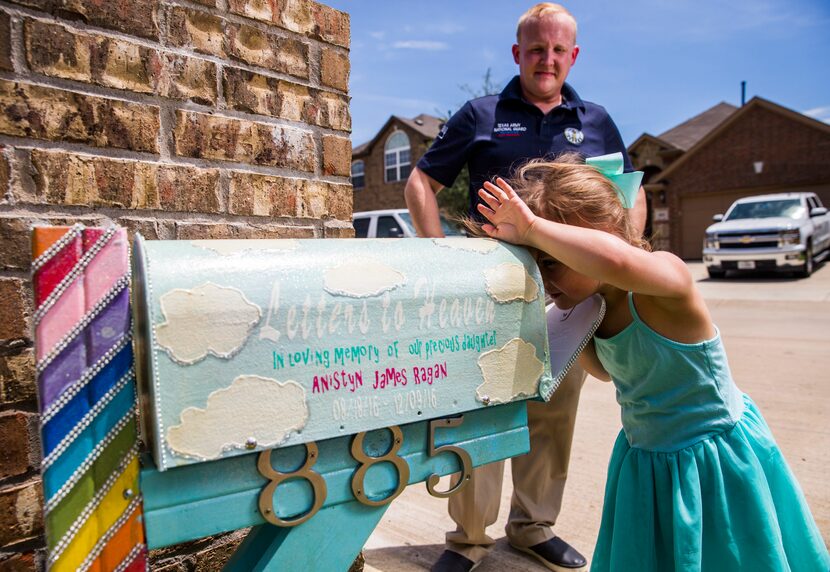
[{"left": 33, "top": 227, "right": 603, "bottom": 571}]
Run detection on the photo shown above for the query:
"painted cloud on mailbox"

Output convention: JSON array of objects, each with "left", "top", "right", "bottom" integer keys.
[
  {"left": 476, "top": 338, "right": 544, "bottom": 404},
  {"left": 155, "top": 282, "right": 261, "bottom": 364},
  {"left": 432, "top": 237, "right": 500, "bottom": 254},
  {"left": 166, "top": 375, "right": 308, "bottom": 459},
  {"left": 484, "top": 263, "right": 539, "bottom": 303},
  {"left": 323, "top": 259, "right": 406, "bottom": 298}
]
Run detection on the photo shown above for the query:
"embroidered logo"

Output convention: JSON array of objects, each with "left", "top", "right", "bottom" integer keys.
[
  {"left": 493, "top": 122, "right": 527, "bottom": 137},
  {"left": 437, "top": 123, "right": 448, "bottom": 139},
  {"left": 564, "top": 127, "right": 584, "bottom": 145}
]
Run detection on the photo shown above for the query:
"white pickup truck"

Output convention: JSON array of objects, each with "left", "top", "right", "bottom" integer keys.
[{"left": 702, "top": 192, "right": 830, "bottom": 278}]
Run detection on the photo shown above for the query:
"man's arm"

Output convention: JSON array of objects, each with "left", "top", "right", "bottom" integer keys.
[
  {"left": 404, "top": 166, "right": 446, "bottom": 238},
  {"left": 633, "top": 185, "right": 647, "bottom": 236}
]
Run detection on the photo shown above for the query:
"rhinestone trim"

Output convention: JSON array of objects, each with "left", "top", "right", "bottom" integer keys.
[
  {"left": 112, "top": 544, "right": 145, "bottom": 572},
  {"left": 75, "top": 496, "right": 143, "bottom": 572},
  {"left": 34, "top": 226, "right": 117, "bottom": 326},
  {"left": 36, "top": 273, "right": 130, "bottom": 375},
  {"left": 48, "top": 448, "right": 138, "bottom": 563},
  {"left": 31, "top": 224, "right": 83, "bottom": 273},
  {"left": 42, "top": 368, "right": 135, "bottom": 469},
  {"left": 42, "top": 335, "right": 132, "bottom": 425},
  {"left": 44, "top": 415, "right": 137, "bottom": 513}
]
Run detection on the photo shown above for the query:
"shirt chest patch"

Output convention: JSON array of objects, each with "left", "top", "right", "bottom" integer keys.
[
  {"left": 493, "top": 122, "right": 527, "bottom": 137},
  {"left": 564, "top": 127, "right": 584, "bottom": 145}
]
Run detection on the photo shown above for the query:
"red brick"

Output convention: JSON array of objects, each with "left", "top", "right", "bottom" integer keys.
[
  {"left": 0, "top": 12, "right": 12, "bottom": 72},
  {"left": 320, "top": 47, "right": 349, "bottom": 91},
  {"left": 0, "top": 278, "right": 30, "bottom": 341},
  {"left": 174, "top": 111, "right": 315, "bottom": 171},
  {"left": 311, "top": 2, "right": 349, "bottom": 48},
  {"left": 303, "top": 90, "right": 350, "bottom": 131},
  {"left": 175, "top": 221, "right": 314, "bottom": 240},
  {"left": 322, "top": 135, "right": 350, "bottom": 177},
  {"left": 326, "top": 182, "right": 352, "bottom": 220},
  {"left": 25, "top": 20, "right": 155, "bottom": 93},
  {"left": 9, "top": 0, "right": 160, "bottom": 41},
  {"left": 324, "top": 219, "right": 354, "bottom": 238},
  {"left": 30, "top": 150, "right": 222, "bottom": 214},
  {"left": 0, "top": 350, "right": 36, "bottom": 407},
  {"left": 0, "top": 480, "right": 43, "bottom": 547},
  {"left": 223, "top": 67, "right": 300, "bottom": 119},
  {"left": 31, "top": 150, "right": 159, "bottom": 209},
  {"left": 227, "top": 0, "right": 311, "bottom": 34},
  {"left": 167, "top": 6, "right": 226, "bottom": 58},
  {"left": 0, "top": 550, "right": 44, "bottom": 571},
  {"left": 0, "top": 80, "right": 159, "bottom": 152},
  {"left": 157, "top": 165, "right": 221, "bottom": 214},
  {"left": 116, "top": 217, "right": 167, "bottom": 243},
  {"left": 154, "top": 54, "right": 217, "bottom": 105},
  {"left": 227, "top": 21, "right": 308, "bottom": 79},
  {"left": 228, "top": 172, "right": 298, "bottom": 217},
  {"left": 0, "top": 412, "right": 39, "bottom": 479}
]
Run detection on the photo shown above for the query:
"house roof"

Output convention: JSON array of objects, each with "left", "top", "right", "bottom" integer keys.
[
  {"left": 656, "top": 102, "right": 738, "bottom": 151},
  {"left": 654, "top": 96, "right": 830, "bottom": 183},
  {"left": 352, "top": 113, "right": 444, "bottom": 158}
]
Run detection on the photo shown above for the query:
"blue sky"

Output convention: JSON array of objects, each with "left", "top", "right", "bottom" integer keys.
[{"left": 324, "top": 0, "right": 830, "bottom": 148}]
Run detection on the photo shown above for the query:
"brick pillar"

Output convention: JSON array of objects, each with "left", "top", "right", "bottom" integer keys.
[{"left": 0, "top": 0, "right": 352, "bottom": 568}]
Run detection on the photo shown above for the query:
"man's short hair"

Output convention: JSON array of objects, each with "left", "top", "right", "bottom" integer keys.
[{"left": 516, "top": 3, "right": 578, "bottom": 42}]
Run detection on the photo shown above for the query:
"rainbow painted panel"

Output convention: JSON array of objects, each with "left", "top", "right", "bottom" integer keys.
[
  {"left": 32, "top": 226, "right": 147, "bottom": 572},
  {"left": 132, "top": 236, "right": 555, "bottom": 471}
]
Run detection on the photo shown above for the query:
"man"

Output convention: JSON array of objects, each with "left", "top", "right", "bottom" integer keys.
[{"left": 404, "top": 4, "right": 646, "bottom": 572}]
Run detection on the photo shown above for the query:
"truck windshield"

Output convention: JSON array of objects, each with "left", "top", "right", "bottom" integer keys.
[{"left": 726, "top": 199, "right": 804, "bottom": 220}]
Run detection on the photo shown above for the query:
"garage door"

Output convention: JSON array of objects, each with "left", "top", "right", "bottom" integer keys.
[{"left": 679, "top": 191, "right": 757, "bottom": 259}]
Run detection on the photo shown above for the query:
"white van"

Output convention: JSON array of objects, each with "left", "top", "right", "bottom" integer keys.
[{"left": 352, "top": 209, "right": 463, "bottom": 238}]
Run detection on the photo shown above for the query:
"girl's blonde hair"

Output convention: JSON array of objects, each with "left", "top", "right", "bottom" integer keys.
[{"left": 467, "top": 152, "right": 649, "bottom": 250}]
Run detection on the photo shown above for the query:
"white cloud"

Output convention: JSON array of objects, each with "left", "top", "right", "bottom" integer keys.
[
  {"left": 155, "top": 283, "right": 261, "bottom": 364},
  {"left": 166, "top": 375, "right": 308, "bottom": 460},
  {"left": 392, "top": 40, "right": 449, "bottom": 51},
  {"left": 369, "top": 31, "right": 386, "bottom": 40},
  {"left": 324, "top": 259, "right": 406, "bottom": 298},
  {"left": 803, "top": 106, "right": 830, "bottom": 124},
  {"left": 484, "top": 263, "right": 539, "bottom": 303},
  {"left": 476, "top": 338, "right": 544, "bottom": 404}
]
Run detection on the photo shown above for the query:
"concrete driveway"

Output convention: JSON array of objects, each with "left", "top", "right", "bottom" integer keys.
[{"left": 364, "top": 261, "right": 830, "bottom": 571}]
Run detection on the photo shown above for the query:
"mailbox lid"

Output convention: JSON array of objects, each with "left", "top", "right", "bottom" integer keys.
[{"left": 132, "top": 236, "right": 552, "bottom": 470}]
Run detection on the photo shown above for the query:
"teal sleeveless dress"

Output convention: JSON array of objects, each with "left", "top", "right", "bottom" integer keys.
[{"left": 590, "top": 293, "right": 829, "bottom": 571}]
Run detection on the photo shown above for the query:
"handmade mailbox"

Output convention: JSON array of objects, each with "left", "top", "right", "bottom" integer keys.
[{"left": 32, "top": 226, "right": 604, "bottom": 571}]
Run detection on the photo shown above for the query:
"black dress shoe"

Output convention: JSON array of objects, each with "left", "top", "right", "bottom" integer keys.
[
  {"left": 510, "top": 536, "right": 587, "bottom": 571},
  {"left": 430, "top": 550, "right": 479, "bottom": 572}
]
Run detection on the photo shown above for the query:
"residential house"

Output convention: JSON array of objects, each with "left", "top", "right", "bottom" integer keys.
[
  {"left": 351, "top": 114, "right": 443, "bottom": 212},
  {"left": 628, "top": 98, "right": 830, "bottom": 258}
]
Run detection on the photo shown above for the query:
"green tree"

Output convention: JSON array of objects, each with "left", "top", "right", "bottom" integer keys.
[{"left": 435, "top": 68, "right": 501, "bottom": 220}]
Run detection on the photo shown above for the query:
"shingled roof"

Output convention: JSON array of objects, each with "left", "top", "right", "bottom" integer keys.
[
  {"left": 657, "top": 102, "right": 738, "bottom": 151},
  {"left": 352, "top": 113, "right": 444, "bottom": 157}
]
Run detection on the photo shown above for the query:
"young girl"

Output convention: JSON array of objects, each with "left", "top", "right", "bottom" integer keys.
[{"left": 473, "top": 153, "right": 829, "bottom": 571}]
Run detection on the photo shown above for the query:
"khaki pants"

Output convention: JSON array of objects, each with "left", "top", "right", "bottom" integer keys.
[{"left": 445, "top": 364, "right": 587, "bottom": 563}]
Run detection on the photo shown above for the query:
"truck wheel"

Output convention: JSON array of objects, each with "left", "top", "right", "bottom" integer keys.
[
  {"left": 707, "top": 268, "right": 726, "bottom": 279},
  {"left": 796, "top": 242, "right": 813, "bottom": 278}
]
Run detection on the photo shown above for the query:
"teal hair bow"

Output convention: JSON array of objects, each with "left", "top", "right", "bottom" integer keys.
[{"left": 585, "top": 152, "right": 643, "bottom": 209}]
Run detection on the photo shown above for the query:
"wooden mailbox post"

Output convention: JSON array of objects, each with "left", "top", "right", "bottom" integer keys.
[{"left": 32, "top": 226, "right": 604, "bottom": 571}]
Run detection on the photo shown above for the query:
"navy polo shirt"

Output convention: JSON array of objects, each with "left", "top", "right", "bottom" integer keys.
[{"left": 418, "top": 76, "right": 633, "bottom": 216}]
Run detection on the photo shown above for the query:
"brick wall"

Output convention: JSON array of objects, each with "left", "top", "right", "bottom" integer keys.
[{"left": 0, "top": 0, "right": 352, "bottom": 568}]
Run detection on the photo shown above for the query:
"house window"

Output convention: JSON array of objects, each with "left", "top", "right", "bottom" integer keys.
[
  {"left": 384, "top": 131, "right": 411, "bottom": 183},
  {"left": 351, "top": 160, "right": 365, "bottom": 189}
]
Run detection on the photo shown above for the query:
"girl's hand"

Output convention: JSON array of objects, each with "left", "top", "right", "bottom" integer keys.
[{"left": 477, "top": 178, "right": 537, "bottom": 245}]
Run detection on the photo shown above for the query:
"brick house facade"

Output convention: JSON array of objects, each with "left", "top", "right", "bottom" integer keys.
[
  {"left": 0, "top": 0, "right": 353, "bottom": 569},
  {"left": 628, "top": 98, "right": 830, "bottom": 258},
  {"left": 351, "top": 114, "right": 442, "bottom": 212}
]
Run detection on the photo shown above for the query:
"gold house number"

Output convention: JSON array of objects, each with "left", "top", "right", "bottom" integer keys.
[{"left": 257, "top": 416, "right": 473, "bottom": 526}]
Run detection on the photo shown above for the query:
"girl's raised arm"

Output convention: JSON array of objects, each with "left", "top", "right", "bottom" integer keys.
[{"left": 477, "top": 178, "right": 693, "bottom": 299}]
